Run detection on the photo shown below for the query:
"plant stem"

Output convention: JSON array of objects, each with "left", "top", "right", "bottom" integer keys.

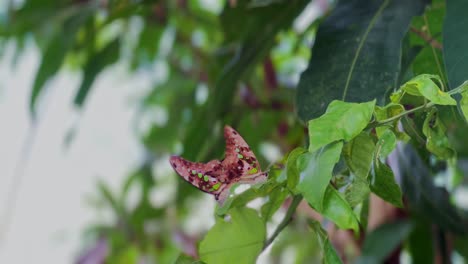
[{"left": 263, "top": 195, "right": 302, "bottom": 250}]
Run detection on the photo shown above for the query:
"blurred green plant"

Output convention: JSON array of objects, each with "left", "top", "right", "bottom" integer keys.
[{"left": 2, "top": 0, "right": 468, "bottom": 263}]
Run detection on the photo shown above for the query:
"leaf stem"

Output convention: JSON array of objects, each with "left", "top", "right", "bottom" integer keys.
[
  {"left": 368, "top": 80, "right": 468, "bottom": 129},
  {"left": 263, "top": 195, "right": 302, "bottom": 250}
]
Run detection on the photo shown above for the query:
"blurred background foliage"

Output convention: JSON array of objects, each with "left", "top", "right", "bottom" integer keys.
[{"left": 1, "top": 0, "right": 468, "bottom": 263}]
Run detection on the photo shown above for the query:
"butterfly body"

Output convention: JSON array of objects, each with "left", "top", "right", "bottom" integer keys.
[{"left": 169, "top": 126, "right": 268, "bottom": 204}]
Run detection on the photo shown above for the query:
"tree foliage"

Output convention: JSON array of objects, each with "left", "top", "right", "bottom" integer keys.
[{"left": 2, "top": 0, "right": 468, "bottom": 263}]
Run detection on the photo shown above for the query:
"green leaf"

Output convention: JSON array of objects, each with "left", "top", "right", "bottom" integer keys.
[
  {"left": 174, "top": 254, "right": 203, "bottom": 264},
  {"left": 308, "top": 100, "right": 375, "bottom": 152},
  {"left": 407, "top": 219, "right": 434, "bottom": 264},
  {"left": 410, "top": 1, "right": 446, "bottom": 81},
  {"left": 322, "top": 185, "right": 360, "bottom": 232},
  {"left": 286, "top": 147, "right": 307, "bottom": 190},
  {"left": 370, "top": 159, "right": 403, "bottom": 208},
  {"left": 400, "top": 74, "right": 456, "bottom": 105},
  {"left": 309, "top": 221, "right": 344, "bottom": 264},
  {"left": 358, "top": 220, "right": 412, "bottom": 263},
  {"left": 216, "top": 180, "right": 279, "bottom": 216},
  {"left": 199, "top": 207, "right": 265, "bottom": 264},
  {"left": 459, "top": 89, "right": 468, "bottom": 121},
  {"left": 107, "top": 245, "right": 139, "bottom": 264},
  {"left": 345, "top": 177, "right": 370, "bottom": 207},
  {"left": 398, "top": 144, "right": 468, "bottom": 235},
  {"left": 74, "top": 37, "right": 120, "bottom": 107},
  {"left": 376, "top": 129, "right": 397, "bottom": 159},
  {"left": 343, "top": 132, "right": 375, "bottom": 179},
  {"left": 30, "top": 9, "right": 93, "bottom": 116},
  {"left": 443, "top": 0, "right": 468, "bottom": 89},
  {"left": 297, "top": 142, "right": 343, "bottom": 211},
  {"left": 374, "top": 103, "right": 405, "bottom": 136},
  {"left": 454, "top": 236, "right": 468, "bottom": 260},
  {"left": 260, "top": 186, "right": 289, "bottom": 222},
  {"left": 422, "top": 109, "right": 455, "bottom": 159},
  {"left": 296, "top": 0, "right": 426, "bottom": 121}
]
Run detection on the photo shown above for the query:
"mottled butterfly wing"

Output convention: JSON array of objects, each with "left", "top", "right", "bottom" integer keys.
[
  {"left": 169, "top": 156, "right": 230, "bottom": 201},
  {"left": 169, "top": 126, "right": 267, "bottom": 205},
  {"left": 222, "top": 126, "right": 264, "bottom": 180}
]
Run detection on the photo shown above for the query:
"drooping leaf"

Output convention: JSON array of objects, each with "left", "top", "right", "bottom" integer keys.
[
  {"left": 199, "top": 207, "right": 265, "bottom": 264},
  {"left": 459, "top": 87, "right": 468, "bottom": 121},
  {"left": 286, "top": 147, "right": 307, "bottom": 191},
  {"left": 296, "top": 0, "right": 426, "bottom": 121},
  {"left": 422, "top": 109, "right": 455, "bottom": 159},
  {"left": 369, "top": 159, "right": 403, "bottom": 208},
  {"left": 400, "top": 74, "right": 456, "bottom": 105},
  {"left": 297, "top": 142, "right": 343, "bottom": 211},
  {"left": 321, "top": 185, "right": 360, "bottom": 231},
  {"left": 74, "top": 37, "right": 121, "bottom": 107},
  {"left": 357, "top": 220, "right": 412, "bottom": 264},
  {"left": 308, "top": 100, "right": 375, "bottom": 152},
  {"left": 397, "top": 144, "right": 468, "bottom": 234},
  {"left": 309, "top": 220, "right": 344, "bottom": 264},
  {"left": 343, "top": 132, "right": 375, "bottom": 179},
  {"left": 443, "top": 0, "right": 468, "bottom": 89}
]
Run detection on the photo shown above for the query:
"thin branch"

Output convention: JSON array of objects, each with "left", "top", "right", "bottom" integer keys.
[
  {"left": 410, "top": 26, "right": 443, "bottom": 50},
  {"left": 263, "top": 195, "right": 302, "bottom": 250}
]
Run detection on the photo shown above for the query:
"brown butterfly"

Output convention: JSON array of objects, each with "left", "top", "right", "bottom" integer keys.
[{"left": 169, "top": 126, "right": 268, "bottom": 205}]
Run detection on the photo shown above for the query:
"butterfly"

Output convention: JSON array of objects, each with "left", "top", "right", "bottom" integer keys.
[{"left": 169, "top": 125, "right": 268, "bottom": 205}]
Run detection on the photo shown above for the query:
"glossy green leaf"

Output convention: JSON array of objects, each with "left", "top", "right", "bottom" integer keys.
[
  {"left": 398, "top": 144, "right": 468, "bottom": 234},
  {"left": 199, "top": 207, "right": 265, "bottom": 264},
  {"left": 308, "top": 100, "right": 375, "bottom": 152},
  {"left": 422, "top": 109, "right": 455, "bottom": 159},
  {"left": 297, "top": 142, "right": 343, "bottom": 211},
  {"left": 74, "top": 38, "right": 120, "bottom": 107},
  {"left": 370, "top": 159, "right": 403, "bottom": 208},
  {"left": 309, "top": 221, "right": 343, "bottom": 264},
  {"left": 443, "top": 0, "right": 468, "bottom": 89},
  {"left": 343, "top": 132, "right": 375, "bottom": 179},
  {"left": 400, "top": 74, "right": 456, "bottom": 105},
  {"left": 322, "top": 185, "right": 360, "bottom": 231},
  {"left": 286, "top": 147, "right": 307, "bottom": 190},
  {"left": 296, "top": 0, "right": 426, "bottom": 121},
  {"left": 358, "top": 220, "right": 412, "bottom": 263}
]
